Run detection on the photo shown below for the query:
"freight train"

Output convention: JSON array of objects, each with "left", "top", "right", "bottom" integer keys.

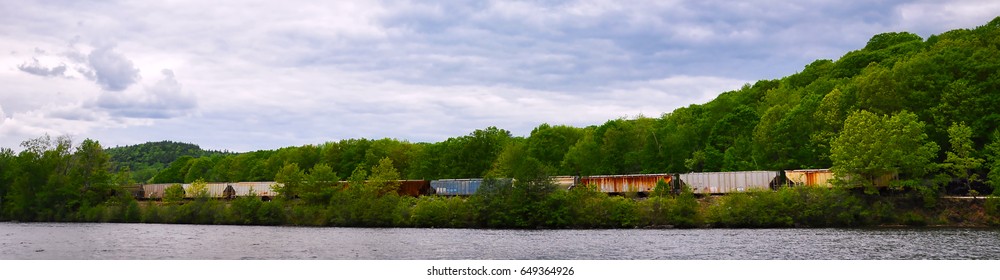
[{"left": 129, "top": 169, "right": 875, "bottom": 200}]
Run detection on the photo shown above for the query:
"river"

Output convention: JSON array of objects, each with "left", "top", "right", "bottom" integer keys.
[{"left": 2, "top": 222, "right": 999, "bottom": 259}]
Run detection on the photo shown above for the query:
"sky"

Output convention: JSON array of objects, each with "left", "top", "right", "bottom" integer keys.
[{"left": 2, "top": 0, "right": 999, "bottom": 152}]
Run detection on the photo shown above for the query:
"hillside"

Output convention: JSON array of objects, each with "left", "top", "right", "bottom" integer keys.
[
  {"left": 106, "top": 141, "right": 231, "bottom": 183},
  {"left": 133, "top": 17, "right": 1000, "bottom": 192}
]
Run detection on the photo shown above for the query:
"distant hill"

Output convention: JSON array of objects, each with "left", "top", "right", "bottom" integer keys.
[
  {"left": 141, "top": 17, "right": 1000, "bottom": 189},
  {"left": 106, "top": 141, "right": 231, "bottom": 183}
]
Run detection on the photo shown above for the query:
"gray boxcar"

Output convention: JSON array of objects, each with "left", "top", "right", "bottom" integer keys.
[
  {"left": 229, "top": 182, "right": 282, "bottom": 198},
  {"left": 679, "top": 171, "right": 779, "bottom": 194}
]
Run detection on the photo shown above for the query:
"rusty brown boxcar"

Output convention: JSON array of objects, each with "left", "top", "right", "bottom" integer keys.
[
  {"left": 785, "top": 169, "right": 836, "bottom": 187},
  {"left": 397, "top": 180, "right": 432, "bottom": 197},
  {"left": 578, "top": 174, "right": 674, "bottom": 194},
  {"left": 784, "top": 169, "right": 897, "bottom": 188}
]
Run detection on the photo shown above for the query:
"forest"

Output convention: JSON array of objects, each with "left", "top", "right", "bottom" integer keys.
[{"left": 2, "top": 17, "right": 1000, "bottom": 227}]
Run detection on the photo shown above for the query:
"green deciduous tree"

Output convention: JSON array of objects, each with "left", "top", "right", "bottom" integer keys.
[
  {"left": 560, "top": 129, "right": 601, "bottom": 176},
  {"left": 163, "top": 184, "right": 185, "bottom": 205},
  {"left": 300, "top": 163, "right": 338, "bottom": 205},
  {"left": 985, "top": 130, "right": 1000, "bottom": 195},
  {"left": 71, "top": 139, "right": 113, "bottom": 207},
  {"left": 526, "top": 123, "right": 583, "bottom": 174},
  {"left": 367, "top": 157, "right": 402, "bottom": 196},
  {"left": 831, "top": 110, "right": 939, "bottom": 188},
  {"left": 273, "top": 162, "right": 304, "bottom": 199},
  {"left": 943, "top": 122, "right": 984, "bottom": 194},
  {"left": 189, "top": 179, "right": 210, "bottom": 200},
  {"left": 475, "top": 142, "right": 556, "bottom": 228}
]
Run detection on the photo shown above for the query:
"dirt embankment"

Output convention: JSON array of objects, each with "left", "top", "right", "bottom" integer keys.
[{"left": 920, "top": 197, "right": 999, "bottom": 227}]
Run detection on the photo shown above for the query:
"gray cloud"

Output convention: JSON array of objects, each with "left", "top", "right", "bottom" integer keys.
[
  {"left": 45, "top": 106, "right": 98, "bottom": 122},
  {"left": 18, "top": 58, "right": 67, "bottom": 77},
  {"left": 283, "top": 0, "right": 915, "bottom": 92},
  {"left": 86, "top": 45, "right": 141, "bottom": 91},
  {"left": 3, "top": 0, "right": 1000, "bottom": 152},
  {"left": 94, "top": 69, "right": 196, "bottom": 119}
]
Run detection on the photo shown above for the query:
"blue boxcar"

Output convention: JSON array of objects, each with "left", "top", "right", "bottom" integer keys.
[{"left": 430, "top": 179, "right": 483, "bottom": 196}]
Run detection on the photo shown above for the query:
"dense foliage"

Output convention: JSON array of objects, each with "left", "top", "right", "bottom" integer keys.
[
  {"left": 105, "top": 141, "right": 231, "bottom": 183},
  {"left": 4, "top": 17, "right": 1000, "bottom": 227}
]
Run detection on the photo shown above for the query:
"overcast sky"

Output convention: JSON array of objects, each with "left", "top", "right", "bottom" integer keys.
[{"left": 2, "top": 1, "right": 999, "bottom": 152}]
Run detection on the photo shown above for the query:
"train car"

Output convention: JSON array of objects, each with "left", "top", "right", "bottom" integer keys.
[
  {"left": 678, "top": 171, "right": 780, "bottom": 194},
  {"left": 785, "top": 169, "right": 835, "bottom": 187},
  {"left": 183, "top": 182, "right": 228, "bottom": 198},
  {"left": 228, "top": 182, "right": 282, "bottom": 199},
  {"left": 430, "top": 179, "right": 516, "bottom": 196},
  {"left": 784, "top": 169, "right": 897, "bottom": 188},
  {"left": 123, "top": 184, "right": 145, "bottom": 199},
  {"left": 552, "top": 176, "right": 578, "bottom": 190},
  {"left": 141, "top": 183, "right": 177, "bottom": 199},
  {"left": 578, "top": 174, "right": 674, "bottom": 194},
  {"left": 338, "top": 180, "right": 433, "bottom": 197},
  {"left": 398, "top": 180, "right": 433, "bottom": 197},
  {"left": 137, "top": 182, "right": 281, "bottom": 200},
  {"left": 430, "top": 179, "right": 483, "bottom": 196}
]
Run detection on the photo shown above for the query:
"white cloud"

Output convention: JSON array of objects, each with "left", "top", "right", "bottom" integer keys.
[
  {"left": 896, "top": 0, "right": 1000, "bottom": 35},
  {"left": 93, "top": 69, "right": 196, "bottom": 119},
  {"left": 86, "top": 45, "right": 141, "bottom": 91},
  {"left": 17, "top": 57, "right": 67, "bottom": 77},
  {"left": 2, "top": 0, "right": 1000, "bottom": 151}
]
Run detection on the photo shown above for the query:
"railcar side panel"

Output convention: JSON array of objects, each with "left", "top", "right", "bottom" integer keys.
[
  {"left": 578, "top": 174, "right": 673, "bottom": 194},
  {"left": 430, "top": 179, "right": 484, "bottom": 196},
  {"left": 679, "top": 171, "right": 779, "bottom": 194}
]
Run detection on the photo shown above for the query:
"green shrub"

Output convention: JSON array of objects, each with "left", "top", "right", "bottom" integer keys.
[
  {"left": 605, "top": 196, "right": 638, "bottom": 228},
  {"left": 257, "top": 200, "right": 285, "bottom": 225},
  {"left": 124, "top": 200, "right": 141, "bottom": 223},
  {"left": 986, "top": 196, "right": 1000, "bottom": 217},
  {"left": 141, "top": 202, "right": 161, "bottom": 223},
  {"left": 227, "top": 196, "right": 263, "bottom": 225},
  {"left": 163, "top": 184, "right": 184, "bottom": 205},
  {"left": 901, "top": 211, "right": 927, "bottom": 226},
  {"left": 411, "top": 196, "right": 449, "bottom": 227},
  {"left": 286, "top": 204, "right": 328, "bottom": 226},
  {"left": 672, "top": 191, "right": 701, "bottom": 228}
]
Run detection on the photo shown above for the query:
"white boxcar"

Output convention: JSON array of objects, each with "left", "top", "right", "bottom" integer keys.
[
  {"left": 679, "top": 171, "right": 779, "bottom": 194},
  {"left": 183, "top": 183, "right": 229, "bottom": 198},
  {"left": 552, "top": 176, "right": 577, "bottom": 190},
  {"left": 141, "top": 183, "right": 176, "bottom": 199},
  {"left": 141, "top": 182, "right": 282, "bottom": 199},
  {"left": 230, "top": 182, "right": 282, "bottom": 198}
]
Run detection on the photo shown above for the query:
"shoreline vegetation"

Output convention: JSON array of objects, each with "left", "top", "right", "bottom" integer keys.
[
  {"left": 4, "top": 18, "right": 1000, "bottom": 229},
  {"left": 3, "top": 186, "right": 999, "bottom": 229}
]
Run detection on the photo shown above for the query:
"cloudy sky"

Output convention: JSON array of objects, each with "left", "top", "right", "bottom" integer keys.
[{"left": 2, "top": 0, "right": 999, "bottom": 152}]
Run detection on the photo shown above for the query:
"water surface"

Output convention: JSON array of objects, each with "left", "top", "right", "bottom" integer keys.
[{"left": 2, "top": 222, "right": 998, "bottom": 259}]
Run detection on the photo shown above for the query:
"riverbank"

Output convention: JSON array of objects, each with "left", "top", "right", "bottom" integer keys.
[{"left": 6, "top": 187, "right": 997, "bottom": 229}]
